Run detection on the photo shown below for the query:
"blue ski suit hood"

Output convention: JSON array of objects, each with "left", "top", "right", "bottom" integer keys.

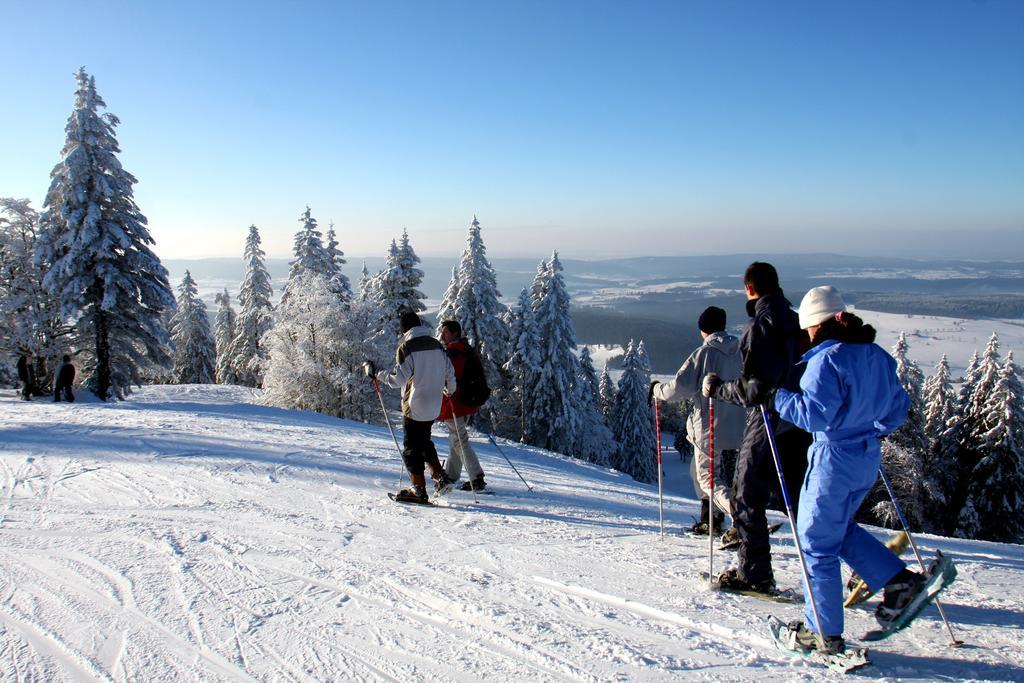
[{"left": 774, "top": 339, "right": 909, "bottom": 442}]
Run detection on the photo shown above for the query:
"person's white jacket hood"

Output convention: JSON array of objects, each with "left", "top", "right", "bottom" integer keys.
[{"left": 377, "top": 325, "right": 456, "bottom": 421}]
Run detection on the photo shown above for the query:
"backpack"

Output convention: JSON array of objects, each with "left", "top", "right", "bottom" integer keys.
[{"left": 450, "top": 343, "right": 491, "bottom": 407}]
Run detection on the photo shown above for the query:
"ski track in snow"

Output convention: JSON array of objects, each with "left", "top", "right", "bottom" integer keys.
[{"left": 1, "top": 385, "right": 1022, "bottom": 681}]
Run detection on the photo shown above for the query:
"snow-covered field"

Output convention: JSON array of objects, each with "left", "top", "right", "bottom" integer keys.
[{"left": 1, "top": 385, "right": 1022, "bottom": 681}]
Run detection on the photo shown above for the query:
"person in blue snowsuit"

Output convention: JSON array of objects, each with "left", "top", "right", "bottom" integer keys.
[{"left": 773, "top": 286, "right": 927, "bottom": 653}]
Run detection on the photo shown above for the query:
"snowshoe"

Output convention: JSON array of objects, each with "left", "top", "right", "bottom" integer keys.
[
  {"left": 433, "top": 472, "right": 455, "bottom": 496},
  {"left": 845, "top": 530, "right": 909, "bottom": 607},
  {"left": 767, "top": 616, "right": 870, "bottom": 673},
  {"left": 459, "top": 475, "right": 486, "bottom": 492},
  {"left": 711, "top": 569, "right": 798, "bottom": 603},
  {"left": 863, "top": 551, "right": 957, "bottom": 641},
  {"left": 719, "top": 522, "right": 782, "bottom": 550},
  {"left": 389, "top": 486, "right": 432, "bottom": 506}
]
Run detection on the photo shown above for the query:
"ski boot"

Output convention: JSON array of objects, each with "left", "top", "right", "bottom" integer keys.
[{"left": 393, "top": 485, "right": 429, "bottom": 504}]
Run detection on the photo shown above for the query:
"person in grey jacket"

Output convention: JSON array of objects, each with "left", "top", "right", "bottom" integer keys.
[
  {"left": 651, "top": 306, "right": 746, "bottom": 536},
  {"left": 373, "top": 310, "right": 458, "bottom": 504}
]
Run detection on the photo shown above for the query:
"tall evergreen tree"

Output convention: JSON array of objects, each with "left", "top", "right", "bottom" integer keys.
[
  {"left": 435, "top": 217, "right": 511, "bottom": 428},
  {"left": 395, "top": 228, "right": 427, "bottom": 313},
  {"left": 283, "top": 206, "right": 332, "bottom": 302},
  {"left": 526, "top": 253, "right": 582, "bottom": 453},
  {"left": 227, "top": 225, "right": 274, "bottom": 387},
  {"left": 170, "top": 271, "right": 216, "bottom": 384},
  {"left": 36, "top": 68, "right": 174, "bottom": 400},
  {"left": 574, "top": 346, "right": 617, "bottom": 466},
  {"left": 870, "top": 332, "right": 929, "bottom": 528},
  {"left": 920, "top": 354, "right": 960, "bottom": 533},
  {"left": 324, "top": 221, "right": 352, "bottom": 302},
  {"left": 611, "top": 340, "right": 657, "bottom": 483},
  {"left": 502, "top": 287, "right": 542, "bottom": 441},
  {"left": 0, "top": 198, "right": 69, "bottom": 388},
  {"left": 956, "top": 352, "right": 1024, "bottom": 542},
  {"left": 598, "top": 365, "right": 617, "bottom": 421},
  {"left": 213, "top": 288, "right": 238, "bottom": 385},
  {"left": 923, "top": 354, "right": 957, "bottom": 440}
]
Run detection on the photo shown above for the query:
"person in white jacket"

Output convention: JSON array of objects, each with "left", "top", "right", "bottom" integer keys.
[
  {"left": 374, "top": 310, "right": 458, "bottom": 504},
  {"left": 651, "top": 306, "right": 747, "bottom": 537}
]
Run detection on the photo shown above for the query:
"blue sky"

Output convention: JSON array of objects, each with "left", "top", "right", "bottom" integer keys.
[{"left": 1, "top": 1, "right": 1021, "bottom": 260}]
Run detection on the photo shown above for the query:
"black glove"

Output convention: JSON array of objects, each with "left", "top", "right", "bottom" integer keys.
[
  {"left": 701, "top": 372, "right": 722, "bottom": 398},
  {"left": 363, "top": 361, "right": 376, "bottom": 378},
  {"left": 648, "top": 380, "right": 659, "bottom": 406}
]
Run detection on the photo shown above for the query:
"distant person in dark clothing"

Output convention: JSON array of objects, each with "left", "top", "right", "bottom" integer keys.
[
  {"left": 702, "top": 262, "right": 811, "bottom": 594},
  {"left": 16, "top": 353, "right": 34, "bottom": 401},
  {"left": 54, "top": 355, "right": 76, "bottom": 402}
]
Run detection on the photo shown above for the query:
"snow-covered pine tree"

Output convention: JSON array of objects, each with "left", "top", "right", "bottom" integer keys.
[
  {"left": 611, "top": 339, "right": 657, "bottom": 483},
  {"left": 871, "top": 332, "right": 929, "bottom": 529},
  {"left": 923, "top": 354, "right": 957, "bottom": 440},
  {"left": 169, "top": 271, "right": 216, "bottom": 384},
  {"left": 227, "top": 225, "right": 274, "bottom": 387},
  {"left": 0, "top": 198, "right": 69, "bottom": 389},
  {"left": 965, "top": 333, "right": 1003, "bottom": 443},
  {"left": 325, "top": 221, "right": 352, "bottom": 302},
  {"left": 598, "top": 365, "right": 617, "bottom": 422},
  {"left": 919, "top": 354, "right": 960, "bottom": 533},
  {"left": 333, "top": 294, "right": 392, "bottom": 423},
  {"left": 526, "top": 253, "right": 582, "bottom": 454},
  {"left": 438, "top": 265, "right": 460, "bottom": 323},
  {"left": 955, "top": 351, "right": 1024, "bottom": 542},
  {"left": 395, "top": 228, "right": 427, "bottom": 314},
  {"left": 574, "top": 346, "right": 617, "bottom": 466},
  {"left": 262, "top": 274, "right": 348, "bottom": 415},
  {"left": 357, "top": 261, "right": 373, "bottom": 300},
  {"left": 213, "top": 288, "right": 238, "bottom": 385},
  {"left": 283, "top": 207, "right": 333, "bottom": 302},
  {"left": 434, "top": 217, "right": 511, "bottom": 429},
  {"left": 36, "top": 69, "right": 174, "bottom": 400},
  {"left": 502, "top": 287, "right": 542, "bottom": 441}
]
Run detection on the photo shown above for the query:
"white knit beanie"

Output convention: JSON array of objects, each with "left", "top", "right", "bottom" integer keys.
[{"left": 798, "top": 286, "right": 847, "bottom": 329}]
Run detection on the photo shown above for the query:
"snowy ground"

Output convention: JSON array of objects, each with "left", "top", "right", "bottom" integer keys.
[{"left": 1, "top": 385, "right": 1022, "bottom": 681}]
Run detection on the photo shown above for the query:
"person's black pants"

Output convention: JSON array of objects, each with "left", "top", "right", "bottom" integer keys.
[
  {"left": 54, "top": 383, "right": 74, "bottom": 402},
  {"left": 402, "top": 417, "right": 443, "bottom": 478},
  {"left": 731, "top": 408, "right": 808, "bottom": 584}
]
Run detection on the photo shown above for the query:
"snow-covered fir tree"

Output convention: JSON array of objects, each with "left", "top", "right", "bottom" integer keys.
[
  {"left": 574, "top": 346, "right": 617, "bottom": 466},
  {"left": 169, "top": 271, "right": 216, "bottom": 384},
  {"left": 598, "top": 365, "right": 617, "bottom": 422},
  {"left": 435, "top": 217, "right": 511, "bottom": 429},
  {"left": 227, "top": 225, "right": 274, "bottom": 387},
  {"left": 931, "top": 349, "right": 983, "bottom": 534},
  {"left": 611, "top": 340, "right": 657, "bottom": 484},
  {"left": 966, "top": 333, "right": 1003, "bottom": 443},
  {"left": 920, "top": 354, "right": 960, "bottom": 533},
  {"left": 35, "top": 69, "right": 174, "bottom": 400},
  {"left": 502, "top": 287, "right": 542, "bottom": 441},
  {"left": 324, "top": 221, "right": 352, "bottom": 302},
  {"left": 923, "top": 354, "right": 957, "bottom": 440},
  {"left": 955, "top": 351, "right": 1024, "bottom": 542},
  {"left": 525, "top": 254, "right": 582, "bottom": 454},
  {"left": 333, "top": 295, "right": 392, "bottom": 423},
  {"left": 394, "top": 228, "right": 427, "bottom": 313},
  {"left": 213, "top": 288, "right": 238, "bottom": 385},
  {"left": 283, "top": 207, "right": 333, "bottom": 302},
  {"left": 871, "top": 332, "right": 929, "bottom": 529},
  {"left": 262, "top": 274, "right": 348, "bottom": 415},
  {"left": 0, "top": 197, "right": 69, "bottom": 388}
]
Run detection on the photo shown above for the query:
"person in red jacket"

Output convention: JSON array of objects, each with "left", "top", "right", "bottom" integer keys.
[{"left": 438, "top": 320, "right": 487, "bottom": 491}]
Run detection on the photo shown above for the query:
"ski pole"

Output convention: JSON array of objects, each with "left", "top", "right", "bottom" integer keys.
[
  {"left": 445, "top": 395, "right": 478, "bottom": 502},
  {"left": 760, "top": 404, "right": 828, "bottom": 652},
  {"left": 652, "top": 399, "right": 664, "bottom": 538},
  {"left": 484, "top": 431, "right": 534, "bottom": 491},
  {"left": 372, "top": 377, "right": 406, "bottom": 489},
  {"left": 708, "top": 398, "right": 716, "bottom": 590},
  {"left": 878, "top": 466, "right": 963, "bottom": 646}
]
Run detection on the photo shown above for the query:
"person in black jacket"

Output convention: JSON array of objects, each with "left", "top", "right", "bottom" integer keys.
[
  {"left": 54, "top": 355, "right": 76, "bottom": 402},
  {"left": 702, "top": 262, "right": 810, "bottom": 593},
  {"left": 16, "top": 352, "right": 34, "bottom": 401}
]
